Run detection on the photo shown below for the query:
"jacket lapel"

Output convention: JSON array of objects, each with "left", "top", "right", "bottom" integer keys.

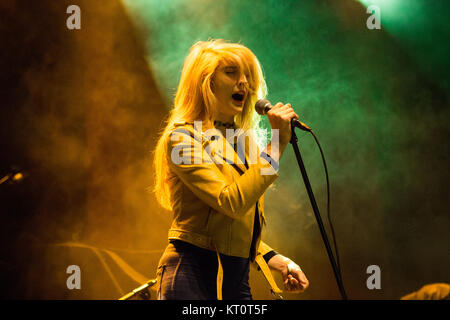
[{"left": 218, "top": 134, "right": 248, "bottom": 175}]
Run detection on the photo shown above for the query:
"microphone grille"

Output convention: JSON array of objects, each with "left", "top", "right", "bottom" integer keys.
[{"left": 255, "top": 99, "right": 271, "bottom": 115}]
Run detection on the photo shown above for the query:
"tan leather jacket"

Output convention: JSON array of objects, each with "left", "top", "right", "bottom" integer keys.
[{"left": 166, "top": 121, "right": 278, "bottom": 259}]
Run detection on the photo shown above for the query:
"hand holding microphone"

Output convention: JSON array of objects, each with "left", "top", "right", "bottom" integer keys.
[{"left": 255, "top": 99, "right": 311, "bottom": 146}]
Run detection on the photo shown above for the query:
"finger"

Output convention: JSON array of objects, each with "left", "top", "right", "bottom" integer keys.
[
  {"left": 274, "top": 109, "right": 295, "bottom": 119},
  {"left": 288, "top": 274, "right": 299, "bottom": 284},
  {"left": 266, "top": 104, "right": 284, "bottom": 117},
  {"left": 277, "top": 105, "right": 295, "bottom": 115},
  {"left": 293, "top": 270, "right": 304, "bottom": 281},
  {"left": 286, "top": 276, "right": 294, "bottom": 289},
  {"left": 297, "top": 272, "right": 308, "bottom": 283},
  {"left": 270, "top": 103, "right": 290, "bottom": 113},
  {"left": 284, "top": 282, "right": 290, "bottom": 291},
  {"left": 271, "top": 109, "right": 296, "bottom": 121},
  {"left": 291, "top": 283, "right": 302, "bottom": 292},
  {"left": 287, "top": 275, "right": 299, "bottom": 290},
  {"left": 278, "top": 107, "right": 295, "bottom": 116},
  {"left": 289, "top": 270, "right": 305, "bottom": 286},
  {"left": 290, "top": 278, "right": 299, "bottom": 287},
  {"left": 302, "top": 278, "right": 310, "bottom": 288},
  {"left": 293, "top": 279, "right": 307, "bottom": 293},
  {"left": 281, "top": 111, "right": 297, "bottom": 121},
  {"left": 300, "top": 275, "right": 308, "bottom": 284},
  {"left": 289, "top": 275, "right": 298, "bottom": 283},
  {"left": 297, "top": 274, "right": 309, "bottom": 289},
  {"left": 276, "top": 104, "right": 292, "bottom": 113},
  {"left": 271, "top": 102, "right": 284, "bottom": 111},
  {"left": 288, "top": 282, "right": 295, "bottom": 291}
]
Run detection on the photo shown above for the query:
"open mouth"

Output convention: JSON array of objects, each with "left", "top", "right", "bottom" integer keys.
[{"left": 232, "top": 93, "right": 245, "bottom": 102}]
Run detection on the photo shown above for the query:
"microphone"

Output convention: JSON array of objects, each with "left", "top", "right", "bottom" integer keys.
[{"left": 255, "top": 99, "right": 311, "bottom": 132}]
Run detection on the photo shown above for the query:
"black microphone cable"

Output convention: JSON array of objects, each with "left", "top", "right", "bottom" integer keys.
[{"left": 308, "top": 130, "right": 342, "bottom": 278}]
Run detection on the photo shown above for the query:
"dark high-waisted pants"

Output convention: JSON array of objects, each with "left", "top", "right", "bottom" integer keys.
[{"left": 156, "top": 240, "right": 252, "bottom": 300}]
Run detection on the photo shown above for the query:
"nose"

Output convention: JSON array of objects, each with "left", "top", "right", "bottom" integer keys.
[{"left": 238, "top": 73, "right": 248, "bottom": 88}]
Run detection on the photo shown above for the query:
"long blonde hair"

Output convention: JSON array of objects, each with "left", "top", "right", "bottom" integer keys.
[{"left": 153, "top": 39, "right": 267, "bottom": 211}]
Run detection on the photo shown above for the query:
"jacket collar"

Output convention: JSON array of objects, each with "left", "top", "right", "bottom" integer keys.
[{"left": 178, "top": 121, "right": 250, "bottom": 175}]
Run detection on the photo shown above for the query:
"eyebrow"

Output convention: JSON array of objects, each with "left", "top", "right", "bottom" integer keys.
[{"left": 223, "top": 65, "right": 238, "bottom": 71}]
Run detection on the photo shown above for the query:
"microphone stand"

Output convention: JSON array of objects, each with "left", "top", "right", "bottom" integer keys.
[
  {"left": 118, "top": 279, "right": 157, "bottom": 300},
  {"left": 289, "top": 119, "right": 348, "bottom": 300}
]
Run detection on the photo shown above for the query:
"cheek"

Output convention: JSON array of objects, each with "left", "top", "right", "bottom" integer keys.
[{"left": 215, "top": 82, "right": 232, "bottom": 97}]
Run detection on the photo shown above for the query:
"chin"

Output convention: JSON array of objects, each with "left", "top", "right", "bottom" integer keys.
[
  {"left": 231, "top": 102, "right": 244, "bottom": 112},
  {"left": 232, "top": 108, "right": 243, "bottom": 116}
]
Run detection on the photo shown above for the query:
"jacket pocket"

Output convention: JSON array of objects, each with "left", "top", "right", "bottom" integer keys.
[
  {"left": 205, "top": 207, "right": 212, "bottom": 231},
  {"left": 257, "top": 201, "right": 266, "bottom": 226},
  {"left": 260, "top": 210, "right": 266, "bottom": 226},
  {"left": 155, "top": 265, "right": 166, "bottom": 300}
]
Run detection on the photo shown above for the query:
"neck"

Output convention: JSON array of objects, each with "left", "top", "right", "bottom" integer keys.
[
  {"left": 214, "top": 109, "right": 235, "bottom": 123},
  {"left": 213, "top": 113, "right": 235, "bottom": 129},
  {"left": 214, "top": 114, "right": 235, "bottom": 124},
  {"left": 214, "top": 120, "right": 235, "bottom": 130}
]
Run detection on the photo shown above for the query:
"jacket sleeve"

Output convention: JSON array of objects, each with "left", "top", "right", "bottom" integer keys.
[
  {"left": 167, "top": 125, "right": 278, "bottom": 219},
  {"left": 258, "top": 241, "right": 275, "bottom": 256}
]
